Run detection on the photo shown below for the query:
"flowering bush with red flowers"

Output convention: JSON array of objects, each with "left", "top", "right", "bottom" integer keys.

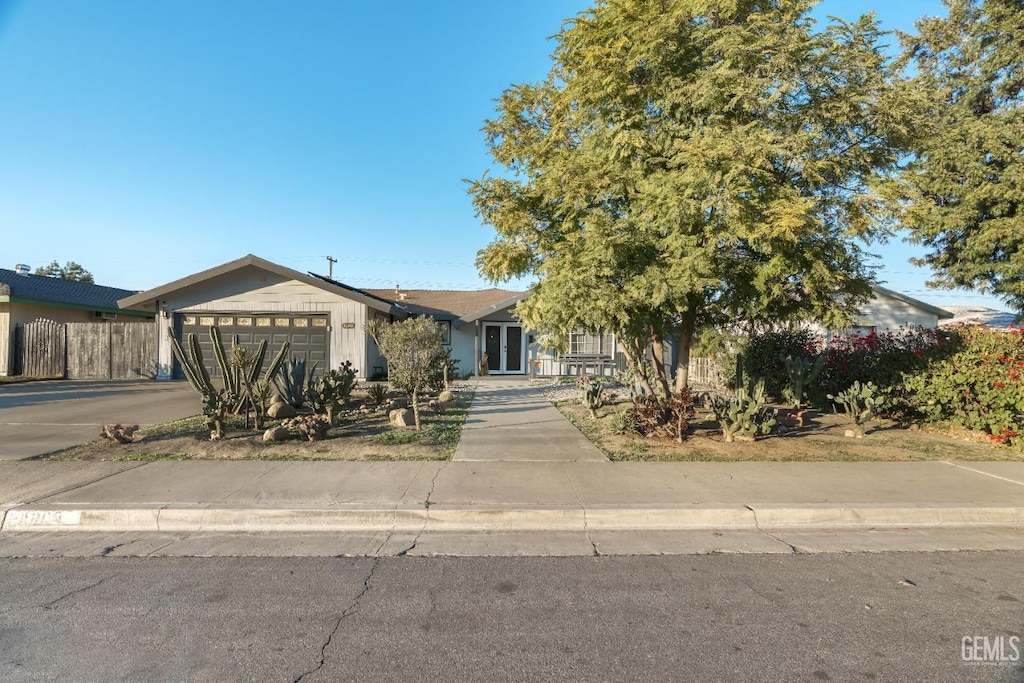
[
  {"left": 808, "top": 327, "right": 951, "bottom": 409},
  {"left": 903, "top": 326, "right": 1024, "bottom": 446}
]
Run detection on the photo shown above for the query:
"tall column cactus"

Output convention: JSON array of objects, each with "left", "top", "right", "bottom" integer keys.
[
  {"left": 168, "top": 329, "right": 229, "bottom": 440},
  {"left": 168, "top": 326, "right": 290, "bottom": 439},
  {"left": 782, "top": 354, "right": 824, "bottom": 409}
]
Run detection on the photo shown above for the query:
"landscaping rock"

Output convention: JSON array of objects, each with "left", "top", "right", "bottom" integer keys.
[
  {"left": 428, "top": 399, "right": 444, "bottom": 414},
  {"left": 267, "top": 401, "right": 297, "bottom": 419},
  {"left": 389, "top": 408, "right": 416, "bottom": 428},
  {"left": 387, "top": 398, "right": 408, "bottom": 411},
  {"left": 262, "top": 426, "right": 290, "bottom": 442}
]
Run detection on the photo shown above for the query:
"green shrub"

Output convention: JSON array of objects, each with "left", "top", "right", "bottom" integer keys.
[
  {"left": 740, "top": 328, "right": 817, "bottom": 399},
  {"left": 903, "top": 327, "right": 1024, "bottom": 446},
  {"left": 607, "top": 410, "right": 637, "bottom": 435}
]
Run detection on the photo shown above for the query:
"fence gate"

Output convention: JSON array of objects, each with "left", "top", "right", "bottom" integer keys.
[
  {"left": 66, "top": 322, "right": 157, "bottom": 379},
  {"left": 21, "top": 318, "right": 66, "bottom": 378}
]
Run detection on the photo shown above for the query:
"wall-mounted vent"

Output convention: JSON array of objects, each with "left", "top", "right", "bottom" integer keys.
[{"left": 94, "top": 311, "right": 118, "bottom": 320}]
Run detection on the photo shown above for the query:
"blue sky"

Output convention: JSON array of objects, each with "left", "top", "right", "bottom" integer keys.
[{"left": 0, "top": 0, "right": 1005, "bottom": 310}]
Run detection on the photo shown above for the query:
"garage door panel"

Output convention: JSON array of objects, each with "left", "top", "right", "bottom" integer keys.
[{"left": 177, "top": 313, "right": 329, "bottom": 380}]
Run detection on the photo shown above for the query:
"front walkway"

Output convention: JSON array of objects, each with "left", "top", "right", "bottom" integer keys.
[{"left": 454, "top": 378, "right": 607, "bottom": 461}]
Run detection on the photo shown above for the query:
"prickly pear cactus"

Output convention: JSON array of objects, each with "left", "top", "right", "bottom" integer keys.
[
  {"left": 711, "top": 379, "right": 776, "bottom": 442},
  {"left": 828, "top": 381, "right": 887, "bottom": 437}
]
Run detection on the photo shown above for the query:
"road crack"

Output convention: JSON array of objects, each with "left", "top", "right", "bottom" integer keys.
[
  {"left": 39, "top": 574, "right": 116, "bottom": 609},
  {"left": 293, "top": 558, "right": 381, "bottom": 682},
  {"left": 394, "top": 461, "right": 451, "bottom": 557},
  {"left": 744, "top": 505, "right": 799, "bottom": 553},
  {"left": 564, "top": 464, "right": 600, "bottom": 556}
]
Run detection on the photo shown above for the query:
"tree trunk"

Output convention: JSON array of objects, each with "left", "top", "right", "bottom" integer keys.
[
  {"left": 411, "top": 387, "right": 422, "bottom": 430},
  {"left": 618, "top": 338, "right": 657, "bottom": 398},
  {"left": 650, "top": 330, "right": 671, "bottom": 400},
  {"left": 673, "top": 304, "right": 699, "bottom": 393}
]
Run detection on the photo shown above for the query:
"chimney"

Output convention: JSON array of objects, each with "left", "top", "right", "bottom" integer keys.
[{"left": 14, "top": 264, "right": 30, "bottom": 276}]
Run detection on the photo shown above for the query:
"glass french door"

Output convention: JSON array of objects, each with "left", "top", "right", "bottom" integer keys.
[{"left": 483, "top": 323, "right": 525, "bottom": 374}]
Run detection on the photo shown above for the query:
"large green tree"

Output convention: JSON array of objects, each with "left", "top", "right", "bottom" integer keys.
[
  {"left": 469, "top": 0, "right": 912, "bottom": 393},
  {"left": 896, "top": 0, "right": 1024, "bottom": 315},
  {"left": 35, "top": 260, "right": 94, "bottom": 283}
]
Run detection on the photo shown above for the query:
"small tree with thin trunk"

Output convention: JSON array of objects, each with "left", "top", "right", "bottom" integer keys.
[{"left": 366, "top": 316, "right": 445, "bottom": 430}]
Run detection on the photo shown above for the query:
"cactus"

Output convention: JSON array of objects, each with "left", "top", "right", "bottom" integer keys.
[
  {"left": 828, "top": 381, "right": 887, "bottom": 438},
  {"left": 169, "top": 329, "right": 230, "bottom": 439},
  {"left": 365, "top": 382, "right": 390, "bottom": 407},
  {"left": 276, "top": 356, "right": 316, "bottom": 408},
  {"left": 306, "top": 362, "right": 358, "bottom": 423},
  {"left": 781, "top": 354, "right": 824, "bottom": 409},
  {"left": 578, "top": 376, "right": 604, "bottom": 417},
  {"left": 169, "top": 327, "right": 290, "bottom": 439},
  {"left": 211, "top": 326, "right": 240, "bottom": 402},
  {"left": 711, "top": 378, "right": 776, "bottom": 443},
  {"left": 438, "top": 389, "right": 455, "bottom": 403}
]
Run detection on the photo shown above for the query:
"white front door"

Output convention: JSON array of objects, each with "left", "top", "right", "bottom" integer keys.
[{"left": 483, "top": 323, "right": 525, "bottom": 374}]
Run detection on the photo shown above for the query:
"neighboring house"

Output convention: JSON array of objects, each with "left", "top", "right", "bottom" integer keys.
[
  {"left": 0, "top": 265, "right": 153, "bottom": 376},
  {"left": 814, "top": 285, "right": 954, "bottom": 339},
  {"left": 940, "top": 306, "right": 1019, "bottom": 330}
]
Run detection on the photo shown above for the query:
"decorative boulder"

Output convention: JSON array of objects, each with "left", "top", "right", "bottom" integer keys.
[
  {"left": 263, "top": 426, "right": 290, "bottom": 442},
  {"left": 389, "top": 408, "right": 416, "bottom": 428},
  {"left": 267, "top": 401, "right": 297, "bottom": 419}
]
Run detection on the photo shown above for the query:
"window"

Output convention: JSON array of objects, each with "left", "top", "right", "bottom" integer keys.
[
  {"left": 568, "top": 330, "right": 615, "bottom": 356},
  {"left": 848, "top": 325, "right": 877, "bottom": 337},
  {"left": 436, "top": 320, "right": 452, "bottom": 345}
]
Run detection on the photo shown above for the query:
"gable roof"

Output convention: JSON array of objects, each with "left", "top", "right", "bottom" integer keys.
[
  {"left": 872, "top": 285, "right": 954, "bottom": 319},
  {"left": 363, "top": 287, "right": 525, "bottom": 323},
  {"left": 118, "top": 254, "right": 399, "bottom": 314},
  {"left": 0, "top": 268, "right": 149, "bottom": 316}
]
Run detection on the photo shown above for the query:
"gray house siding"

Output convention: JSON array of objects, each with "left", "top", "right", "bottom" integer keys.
[{"left": 152, "top": 267, "right": 373, "bottom": 379}]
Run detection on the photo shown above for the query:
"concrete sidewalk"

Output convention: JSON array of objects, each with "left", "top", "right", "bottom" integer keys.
[
  {"left": 3, "top": 460, "right": 1024, "bottom": 535},
  {"left": 454, "top": 378, "right": 606, "bottom": 461}
]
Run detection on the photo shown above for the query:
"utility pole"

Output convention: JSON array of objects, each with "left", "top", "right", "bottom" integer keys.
[{"left": 326, "top": 256, "right": 337, "bottom": 279}]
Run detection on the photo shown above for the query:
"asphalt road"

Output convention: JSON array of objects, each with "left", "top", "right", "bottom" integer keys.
[
  {"left": 0, "top": 380, "right": 198, "bottom": 459},
  {"left": 1, "top": 552, "right": 1021, "bottom": 682}
]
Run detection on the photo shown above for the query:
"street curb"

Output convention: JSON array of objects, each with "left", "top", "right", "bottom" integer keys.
[{"left": 4, "top": 505, "right": 1024, "bottom": 533}]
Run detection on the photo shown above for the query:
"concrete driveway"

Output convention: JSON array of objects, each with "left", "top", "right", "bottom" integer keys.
[{"left": 0, "top": 380, "right": 198, "bottom": 460}]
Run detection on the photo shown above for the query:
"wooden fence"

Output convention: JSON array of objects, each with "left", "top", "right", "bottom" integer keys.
[
  {"left": 16, "top": 319, "right": 156, "bottom": 379},
  {"left": 687, "top": 356, "right": 726, "bottom": 388}
]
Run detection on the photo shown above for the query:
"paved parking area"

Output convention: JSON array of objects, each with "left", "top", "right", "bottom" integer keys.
[{"left": 0, "top": 380, "right": 197, "bottom": 460}]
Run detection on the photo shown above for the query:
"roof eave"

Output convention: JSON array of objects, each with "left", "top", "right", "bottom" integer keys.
[
  {"left": 453, "top": 293, "right": 528, "bottom": 328},
  {"left": 116, "top": 254, "right": 396, "bottom": 313},
  {"left": 872, "top": 285, "right": 954, "bottom": 319}
]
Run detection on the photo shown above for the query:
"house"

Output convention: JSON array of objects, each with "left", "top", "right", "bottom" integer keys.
[
  {"left": 939, "top": 306, "right": 1019, "bottom": 330},
  {"left": 0, "top": 265, "right": 153, "bottom": 376},
  {"left": 362, "top": 287, "right": 527, "bottom": 377},
  {"left": 117, "top": 254, "right": 575, "bottom": 381},
  {"left": 117, "top": 255, "right": 956, "bottom": 383},
  {"left": 819, "top": 285, "right": 954, "bottom": 338}
]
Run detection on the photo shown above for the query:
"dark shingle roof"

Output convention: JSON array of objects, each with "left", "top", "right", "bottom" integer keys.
[{"left": 0, "top": 269, "right": 140, "bottom": 312}]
